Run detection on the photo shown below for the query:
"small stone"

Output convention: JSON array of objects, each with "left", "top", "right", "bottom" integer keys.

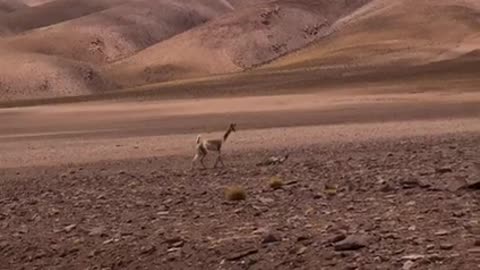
[
  {"left": 401, "top": 254, "right": 425, "bottom": 261},
  {"left": 88, "top": 226, "right": 107, "bottom": 237},
  {"left": 402, "top": 260, "right": 415, "bottom": 270},
  {"left": 258, "top": 197, "right": 274, "bottom": 204},
  {"left": 64, "top": 224, "right": 77, "bottom": 233},
  {"left": 401, "top": 179, "right": 420, "bottom": 189},
  {"left": 296, "top": 246, "right": 307, "bottom": 255},
  {"left": 435, "top": 167, "right": 452, "bottom": 174},
  {"left": 140, "top": 245, "right": 156, "bottom": 255},
  {"left": 474, "top": 239, "right": 480, "bottom": 247},
  {"left": 297, "top": 235, "right": 311, "bottom": 242},
  {"left": 405, "top": 201, "right": 416, "bottom": 206},
  {"left": 452, "top": 211, "right": 465, "bottom": 218},
  {"left": 434, "top": 230, "right": 449, "bottom": 236},
  {"left": 467, "top": 247, "right": 480, "bottom": 254},
  {"left": 226, "top": 248, "right": 258, "bottom": 261},
  {"left": 439, "top": 243, "right": 454, "bottom": 250},
  {"left": 326, "top": 233, "right": 347, "bottom": 244},
  {"left": 334, "top": 235, "right": 368, "bottom": 251},
  {"left": 103, "top": 238, "right": 114, "bottom": 245},
  {"left": 262, "top": 232, "right": 280, "bottom": 244},
  {"left": 170, "top": 241, "right": 184, "bottom": 248}
]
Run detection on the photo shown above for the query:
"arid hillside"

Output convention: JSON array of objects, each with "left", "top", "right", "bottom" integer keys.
[
  {"left": 267, "top": 0, "right": 480, "bottom": 70},
  {"left": 0, "top": 0, "right": 478, "bottom": 101}
]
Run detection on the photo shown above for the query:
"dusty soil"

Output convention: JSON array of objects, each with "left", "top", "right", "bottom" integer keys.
[
  {"left": 0, "top": 130, "right": 479, "bottom": 270},
  {"left": 0, "top": 87, "right": 479, "bottom": 269}
]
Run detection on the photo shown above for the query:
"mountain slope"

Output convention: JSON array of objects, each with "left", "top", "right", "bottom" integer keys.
[
  {"left": 0, "top": 0, "right": 27, "bottom": 14},
  {"left": 267, "top": 0, "right": 480, "bottom": 70},
  {"left": 0, "top": 0, "right": 479, "bottom": 102},
  {"left": 0, "top": 0, "right": 233, "bottom": 64},
  {"left": 105, "top": 0, "right": 371, "bottom": 88},
  {"left": 0, "top": 47, "right": 113, "bottom": 101},
  {"left": 0, "top": 0, "right": 128, "bottom": 35}
]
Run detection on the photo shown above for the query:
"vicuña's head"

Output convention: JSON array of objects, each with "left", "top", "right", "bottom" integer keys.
[{"left": 229, "top": 123, "right": 237, "bottom": 132}]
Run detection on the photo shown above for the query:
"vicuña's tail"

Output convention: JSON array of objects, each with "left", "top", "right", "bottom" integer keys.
[{"left": 196, "top": 135, "right": 202, "bottom": 144}]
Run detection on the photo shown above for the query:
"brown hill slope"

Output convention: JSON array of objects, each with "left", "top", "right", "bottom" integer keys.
[
  {"left": 0, "top": 0, "right": 233, "bottom": 64},
  {"left": 105, "top": 0, "right": 371, "bottom": 88},
  {"left": 0, "top": 0, "right": 235, "bottom": 101},
  {"left": 0, "top": 0, "right": 479, "bottom": 102},
  {"left": 0, "top": 0, "right": 27, "bottom": 14},
  {"left": 0, "top": 0, "right": 128, "bottom": 35},
  {"left": 267, "top": 0, "right": 480, "bottom": 70},
  {"left": 0, "top": 47, "right": 113, "bottom": 101}
]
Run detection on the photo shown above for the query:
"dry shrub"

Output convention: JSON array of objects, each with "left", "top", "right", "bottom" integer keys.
[
  {"left": 324, "top": 183, "right": 337, "bottom": 196},
  {"left": 225, "top": 186, "right": 247, "bottom": 201},
  {"left": 269, "top": 176, "right": 284, "bottom": 190}
]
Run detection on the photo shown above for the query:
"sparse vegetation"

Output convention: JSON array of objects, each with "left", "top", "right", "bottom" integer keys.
[
  {"left": 225, "top": 186, "right": 247, "bottom": 201},
  {"left": 269, "top": 176, "right": 284, "bottom": 189},
  {"left": 324, "top": 184, "right": 337, "bottom": 196}
]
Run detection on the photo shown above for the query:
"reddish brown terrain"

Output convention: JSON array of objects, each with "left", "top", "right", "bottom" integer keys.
[{"left": 0, "top": 0, "right": 479, "bottom": 269}]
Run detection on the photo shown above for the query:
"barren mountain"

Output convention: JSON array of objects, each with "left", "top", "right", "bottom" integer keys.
[
  {"left": 0, "top": 0, "right": 27, "bottom": 14},
  {"left": 0, "top": 0, "right": 478, "bottom": 101},
  {"left": 0, "top": 0, "right": 128, "bottom": 35},
  {"left": 105, "top": 0, "right": 371, "bottom": 87},
  {"left": 1, "top": 0, "right": 233, "bottom": 64},
  {"left": 0, "top": 47, "right": 113, "bottom": 101},
  {"left": 268, "top": 0, "right": 480, "bottom": 70}
]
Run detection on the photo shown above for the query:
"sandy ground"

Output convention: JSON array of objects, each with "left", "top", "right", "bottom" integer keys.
[{"left": 0, "top": 90, "right": 479, "bottom": 169}]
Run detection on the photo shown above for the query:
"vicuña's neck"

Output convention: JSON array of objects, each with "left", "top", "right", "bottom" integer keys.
[{"left": 223, "top": 128, "right": 232, "bottom": 141}]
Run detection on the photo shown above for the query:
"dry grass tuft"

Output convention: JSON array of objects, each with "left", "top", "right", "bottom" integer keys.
[
  {"left": 225, "top": 186, "right": 247, "bottom": 201},
  {"left": 269, "top": 176, "right": 284, "bottom": 190},
  {"left": 324, "top": 183, "right": 337, "bottom": 196}
]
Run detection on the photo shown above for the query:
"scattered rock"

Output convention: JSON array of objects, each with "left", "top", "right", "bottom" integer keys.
[
  {"left": 103, "top": 238, "right": 114, "bottom": 245},
  {"left": 257, "top": 197, "right": 274, "bottom": 204},
  {"left": 165, "top": 237, "right": 185, "bottom": 249},
  {"left": 467, "top": 247, "right": 480, "bottom": 254},
  {"left": 64, "top": 224, "right": 77, "bottom": 233},
  {"left": 140, "top": 245, "right": 157, "bottom": 255},
  {"left": 88, "top": 226, "right": 107, "bottom": 237},
  {"left": 464, "top": 177, "right": 480, "bottom": 190},
  {"left": 401, "top": 254, "right": 425, "bottom": 261},
  {"left": 439, "top": 243, "right": 454, "bottom": 250},
  {"left": 434, "top": 230, "right": 449, "bottom": 236},
  {"left": 262, "top": 232, "right": 280, "bottom": 244},
  {"left": 297, "top": 235, "right": 311, "bottom": 242},
  {"left": 326, "top": 233, "right": 347, "bottom": 244},
  {"left": 402, "top": 260, "right": 415, "bottom": 270},
  {"left": 435, "top": 167, "right": 452, "bottom": 174},
  {"left": 400, "top": 179, "right": 420, "bottom": 189},
  {"left": 256, "top": 154, "right": 289, "bottom": 166},
  {"left": 474, "top": 239, "right": 480, "bottom": 247},
  {"left": 333, "top": 235, "right": 368, "bottom": 251},
  {"left": 297, "top": 246, "right": 308, "bottom": 255},
  {"left": 226, "top": 247, "right": 258, "bottom": 261}
]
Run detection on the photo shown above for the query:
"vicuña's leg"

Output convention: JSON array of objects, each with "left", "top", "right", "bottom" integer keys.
[
  {"left": 199, "top": 153, "right": 207, "bottom": 169},
  {"left": 214, "top": 152, "right": 222, "bottom": 168},
  {"left": 191, "top": 153, "right": 200, "bottom": 169},
  {"left": 217, "top": 153, "right": 225, "bottom": 167}
]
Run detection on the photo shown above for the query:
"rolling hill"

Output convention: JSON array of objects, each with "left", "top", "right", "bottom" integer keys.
[{"left": 0, "top": 0, "right": 478, "bottom": 102}]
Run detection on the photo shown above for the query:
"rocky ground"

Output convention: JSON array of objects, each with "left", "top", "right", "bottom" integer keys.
[{"left": 0, "top": 132, "right": 479, "bottom": 270}]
